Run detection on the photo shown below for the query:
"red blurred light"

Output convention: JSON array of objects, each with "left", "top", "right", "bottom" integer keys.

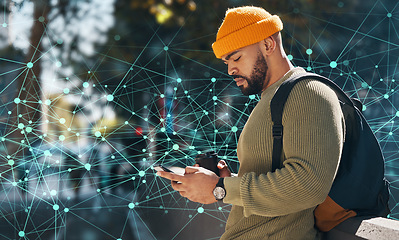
[{"left": 135, "top": 127, "right": 143, "bottom": 136}]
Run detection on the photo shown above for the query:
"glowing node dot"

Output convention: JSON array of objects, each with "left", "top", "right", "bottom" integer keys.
[
  {"left": 50, "top": 190, "right": 57, "bottom": 196},
  {"left": 2, "top": 23, "right": 7, "bottom": 27},
  {"left": 128, "top": 203, "right": 135, "bottom": 209},
  {"left": 389, "top": 132, "right": 393, "bottom": 136},
  {"left": 139, "top": 171, "right": 145, "bottom": 177},
  {"left": 307, "top": 67, "right": 312, "bottom": 71},
  {"left": 53, "top": 204, "right": 59, "bottom": 211},
  {"left": 387, "top": 13, "right": 392, "bottom": 18},
  {"left": 249, "top": 95, "right": 256, "bottom": 100},
  {"left": 19, "top": 231, "right": 25, "bottom": 237},
  {"left": 232, "top": 126, "right": 238, "bottom": 132},
  {"left": 287, "top": 54, "right": 293, "bottom": 61},
  {"left": 164, "top": 46, "right": 169, "bottom": 51},
  {"left": 330, "top": 61, "right": 337, "bottom": 68},
  {"left": 8, "top": 160, "right": 14, "bottom": 166},
  {"left": 107, "top": 95, "right": 114, "bottom": 101},
  {"left": 64, "top": 208, "right": 69, "bottom": 213},
  {"left": 14, "top": 98, "right": 21, "bottom": 104},
  {"left": 95, "top": 131, "right": 101, "bottom": 137},
  {"left": 39, "top": 16, "right": 45, "bottom": 22},
  {"left": 63, "top": 88, "right": 70, "bottom": 94},
  {"left": 59, "top": 135, "right": 65, "bottom": 141},
  {"left": 384, "top": 94, "right": 389, "bottom": 99},
  {"left": 114, "top": 35, "right": 121, "bottom": 41},
  {"left": 177, "top": 78, "right": 182, "bottom": 83},
  {"left": 160, "top": 94, "right": 165, "bottom": 98},
  {"left": 85, "top": 163, "right": 91, "bottom": 171},
  {"left": 59, "top": 118, "right": 66, "bottom": 124},
  {"left": 56, "top": 61, "right": 62, "bottom": 67},
  {"left": 211, "top": 77, "right": 216, "bottom": 82},
  {"left": 18, "top": 123, "right": 24, "bottom": 129},
  {"left": 396, "top": 111, "right": 399, "bottom": 117},
  {"left": 27, "top": 62, "right": 33, "bottom": 68},
  {"left": 45, "top": 99, "right": 51, "bottom": 105},
  {"left": 26, "top": 127, "right": 32, "bottom": 133},
  {"left": 173, "top": 144, "right": 179, "bottom": 150},
  {"left": 306, "top": 49, "right": 313, "bottom": 55},
  {"left": 197, "top": 207, "right": 204, "bottom": 213},
  {"left": 362, "top": 105, "right": 367, "bottom": 111},
  {"left": 44, "top": 150, "right": 51, "bottom": 156},
  {"left": 83, "top": 82, "right": 89, "bottom": 88},
  {"left": 212, "top": 96, "right": 217, "bottom": 101}
]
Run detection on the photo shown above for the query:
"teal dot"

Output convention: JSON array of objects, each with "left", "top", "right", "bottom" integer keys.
[
  {"left": 27, "top": 62, "right": 33, "bottom": 68},
  {"left": 19, "top": 231, "right": 25, "bottom": 237},
  {"left": 361, "top": 82, "right": 368, "bottom": 88},
  {"left": 45, "top": 99, "right": 51, "bottom": 105},
  {"left": 128, "top": 203, "right": 135, "bottom": 209},
  {"left": 44, "top": 150, "right": 51, "bottom": 156},
  {"left": 362, "top": 105, "right": 367, "bottom": 111},
  {"left": 57, "top": 39, "right": 63, "bottom": 44},
  {"left": 330, "top": 61, "right": 337, "bottom": 68},
  {"left": 338, "top": 2, "right": 344, "bottom": 8},
  {"left": 85, "top": 163, "right": 91, "bottom": 171},
  {"left": 232, "top": 126, "right": 238, "bottom": 132},
  {"left": 63, "top": 88, "right": 70, "bottom": 94},
  {"left": 164, "top": 46, "right": 169, "bottom": 51},
  {"left": 389, "top": 132, "right": 393, "bottom": 136},
  {"left": 59, "top": 118, "right": 66, "bottom": 124},
  {"left": 160, "top": 94, "right": 165, "bottom": 98},
  {"left": 2, "top": 23, "right": 7, "bottom": 27},
  {"left": 384, "top": 94, "right": 389, "bottom": 99},
  {"left": 95, "top": 131, "right": 101, "bottom": 137},
  {"left": 307, "top": 66, "right": 312, "bottom": 71},
  {"left": 107, "top": 95, "right": 114, "bottom": 101},
  {"left": 306, "top": 49, "right": 313, "bottom": 55},
  {"left": 177, "top": 78, "right": 182, "bottom": 83},
  {"left": 287, "top": 54, "right": 293, "bottom": 61},
  {"left": 14, "top": 98, "right": 21, "bottom": 104},
  {"left": 160, "top": 127, "right": 166, "bottom": 132},
  {"left": 396, "top": 111, "right": 399, "bottom": 117},
  {"left": 197, "top": 207, "right": 204, "bottom": 213},
  {"left": 83, "top": 82, "right": 89, "bottom": 88},
  {"left": 173, "top": 144, "right": 179, "bottom": 150},
  {"left": 139, "top": 171, "right": 145, "bottom": 177},
  {"left": 38, "top": 16, "right": 45, "bottom": 22},
  {"left": 8, "top": 160, "right": 14, "bottom": 166},
  {"left": 59, "top": 135, "right": 65, "bottom": 141},
  {"left": 114, "top": 35, "right": 121, "bottom": 41},
  {"left": 387, "top": 13, "right": 392, "bottom": 18},
  {"left": 249, "top": 95, "right": 255, "bottom": 100},
  {"left": 56, "top": 61, "right": 62, "bottom": 67},
  {"left": 211, "top": 77, "right": 216, "bottom": 82},
  {"left": 64, "top": 208, "right": 69, "bottom": 212},
  {"left": 53, "top": 204, "right": 59, "bottom": 211},
  {"left": 18, "top": 123, "right": 24, "bottom": 129},
  {"left": 212, "top": 96, "right": 217, "bottom": 101}
]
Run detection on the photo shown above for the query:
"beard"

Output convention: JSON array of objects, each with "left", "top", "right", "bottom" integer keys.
[{"left": 233, "top": 52, "right": 268, "bottom": 96}]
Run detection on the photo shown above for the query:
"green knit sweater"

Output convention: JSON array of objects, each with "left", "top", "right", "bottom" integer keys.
[{"left": 221, "top": 67, "right": 345, "bottom": 240}]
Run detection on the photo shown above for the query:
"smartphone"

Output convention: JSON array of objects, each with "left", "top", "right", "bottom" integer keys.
[{"left": 154, "top": 164, "right": 174, "bottom": 173}]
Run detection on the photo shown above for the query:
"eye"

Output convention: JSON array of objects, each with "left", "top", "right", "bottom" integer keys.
[{"left": 234, "top": 56, "right": 241, "bottom": 62}]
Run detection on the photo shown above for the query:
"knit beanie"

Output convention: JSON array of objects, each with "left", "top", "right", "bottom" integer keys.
[{"left": 212, "top": 6, "right": 283, "bottom": 59}]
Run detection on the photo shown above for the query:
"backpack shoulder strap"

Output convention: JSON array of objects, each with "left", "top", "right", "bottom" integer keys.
[{"left": 270, "top": 73, "right": 355, "bottom": 172}]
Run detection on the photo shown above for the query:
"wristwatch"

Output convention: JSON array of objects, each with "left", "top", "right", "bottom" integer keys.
[{"left": 213, "top": 177, "right": 226, "bottom": 201}]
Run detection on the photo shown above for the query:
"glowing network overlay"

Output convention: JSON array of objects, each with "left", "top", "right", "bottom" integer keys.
[{"left": 0, "top": 1, "right": 399, "bottom": 240}]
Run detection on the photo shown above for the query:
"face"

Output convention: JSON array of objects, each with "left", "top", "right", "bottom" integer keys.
[{"left": 223, "top": 44, "right": 269, "bottom": 96}]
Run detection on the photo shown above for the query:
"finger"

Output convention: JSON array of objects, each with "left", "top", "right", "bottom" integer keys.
[
  {"left": 179, "top": 191, "right": 186, "bottom": 198},
  {"left": 193, "top": 164, "right": 200, "bottom": 167},
  {"left": 185, "top": 166, "right": 199, "bottom": 174},
  {"left": 217, "top": 160, "right": 227, "bottom": 169},
  {"left": 157, "top": 171, "right": 184, "bottom": 182},
  {"left": 171, "top": 181, "right": 184, "bottom": 191}
]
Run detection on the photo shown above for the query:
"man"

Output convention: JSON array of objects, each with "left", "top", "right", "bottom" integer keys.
[{"left": 157, "top": 6, "right": 344, "bottom": 239}]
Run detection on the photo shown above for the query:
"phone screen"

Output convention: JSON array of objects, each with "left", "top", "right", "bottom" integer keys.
[{"left": 154, "top": 165, "right": 174, "bottom": 173}]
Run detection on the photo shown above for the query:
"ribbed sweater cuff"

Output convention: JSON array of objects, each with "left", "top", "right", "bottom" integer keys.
[{"left": 223, "top": 176, "right": 243, "bottom": 206}]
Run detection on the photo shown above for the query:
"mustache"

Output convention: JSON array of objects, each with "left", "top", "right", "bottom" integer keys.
[{"left": 231, "top": 75, "right": 249, "bottom": 81}]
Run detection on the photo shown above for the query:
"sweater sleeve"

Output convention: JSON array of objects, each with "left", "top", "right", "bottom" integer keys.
[{"left": 223, "top": 80, "right": 345, "bottom": 217}]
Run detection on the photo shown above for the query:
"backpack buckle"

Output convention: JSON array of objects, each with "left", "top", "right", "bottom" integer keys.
[{"left": 273, "top": 125, "right": 283, "bottom": 139}]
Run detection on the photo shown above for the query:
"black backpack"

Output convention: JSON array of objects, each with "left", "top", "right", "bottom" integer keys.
[{"left": 270, "top": 73, "right": 390, "bottom": 231}]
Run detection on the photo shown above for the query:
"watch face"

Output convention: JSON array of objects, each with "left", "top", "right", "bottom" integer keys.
[{"left": 213, "top": 186, "right": 226, "bottom": 200}]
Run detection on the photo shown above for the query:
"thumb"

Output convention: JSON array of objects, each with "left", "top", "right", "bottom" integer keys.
[
  {"left": 185, "top": 166, "right": 199, "bottom": 174},
  {"left": 217, "top": 160, "right": 231, "bottom": 178},
  {"left": 217, "top": 160, "right": 227, "bottom": 170}
]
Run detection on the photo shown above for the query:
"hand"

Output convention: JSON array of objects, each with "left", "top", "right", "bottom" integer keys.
[
  {"left": 157, "top": 166, "right": 219, "bottom": 204},
  {"left": 217, "top": 160, "right": 232, "bottom": 178}
]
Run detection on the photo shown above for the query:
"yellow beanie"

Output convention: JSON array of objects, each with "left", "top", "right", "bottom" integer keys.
[{"left": 212, "top": 6, "right": 283, "bottom": 59}]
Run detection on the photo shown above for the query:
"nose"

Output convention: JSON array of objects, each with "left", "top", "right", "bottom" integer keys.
[{"left": 228, "top": 65, "right": 238, "bottom": 76}]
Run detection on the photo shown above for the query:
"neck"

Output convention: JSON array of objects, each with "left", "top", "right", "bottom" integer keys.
[{"left": 262, "top": 51, "right": 294, "bottom": 91}]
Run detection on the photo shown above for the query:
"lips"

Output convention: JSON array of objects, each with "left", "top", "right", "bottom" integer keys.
[{"left": 235, "top": 78, "right": 245, "bottom": 87}]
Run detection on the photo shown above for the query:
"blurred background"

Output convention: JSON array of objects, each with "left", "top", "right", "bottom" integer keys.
[{"left": 0, "top": 0, "right": 398, "bottom": 239}]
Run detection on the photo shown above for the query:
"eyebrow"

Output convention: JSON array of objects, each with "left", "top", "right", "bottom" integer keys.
[{"left": 224, "top": 50, "right": 239, "bottom": 61}]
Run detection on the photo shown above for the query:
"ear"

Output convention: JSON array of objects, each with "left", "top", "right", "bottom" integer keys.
[{"left": 263, "top": 36, "right": 277, "bottom": 56}]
